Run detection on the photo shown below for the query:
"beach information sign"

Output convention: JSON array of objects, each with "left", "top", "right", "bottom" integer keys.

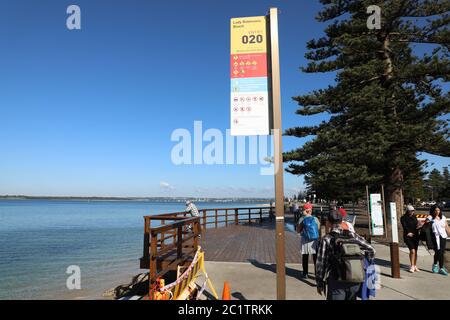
[
  {"left": 370, "top": 193, "right": 385, "bottom": 236},
  {"left": 230, "top": 16, "right": 270, "bottom": 136}
]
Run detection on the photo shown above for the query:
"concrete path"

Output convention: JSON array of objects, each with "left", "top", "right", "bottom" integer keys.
[{"left": 202, "top": 242, "right": 450, "bottom": 300}]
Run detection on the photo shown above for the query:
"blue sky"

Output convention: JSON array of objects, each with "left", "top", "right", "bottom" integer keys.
[{"left": 0, "top": 0, "right": 448, "bottom": 198}]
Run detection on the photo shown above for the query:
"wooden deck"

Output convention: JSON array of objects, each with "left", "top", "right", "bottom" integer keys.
[{"left": 200, "top": 221, "right": 301, "bottom": 263}]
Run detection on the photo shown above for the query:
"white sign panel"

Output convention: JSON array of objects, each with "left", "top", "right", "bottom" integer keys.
[
  {"left": 230, "top": 16, "right": 270, "bottom": 136},
  {"left": 390, "top": 202, "right": 398, "bottom": 243},
  {"left": 370, "top": 193, "right": 384, "bottom": 236}
]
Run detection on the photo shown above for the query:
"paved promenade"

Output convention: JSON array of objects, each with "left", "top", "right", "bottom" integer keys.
[{"left": 202, "top": 238, "right": 450, "bottom": 300}]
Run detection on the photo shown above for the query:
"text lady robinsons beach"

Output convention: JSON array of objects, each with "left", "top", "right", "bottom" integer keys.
[{"left": 171, "top": 121, "right": 280, "bottom": 175}]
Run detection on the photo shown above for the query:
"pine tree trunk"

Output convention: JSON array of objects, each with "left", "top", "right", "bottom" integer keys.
[{"left": 385, "top": 167, "right": 404, "bottom": 242}]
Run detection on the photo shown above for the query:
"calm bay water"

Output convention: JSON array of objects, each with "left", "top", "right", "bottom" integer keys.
[{"left": 0, "top": 199, "right": 264, "bottom": 300}]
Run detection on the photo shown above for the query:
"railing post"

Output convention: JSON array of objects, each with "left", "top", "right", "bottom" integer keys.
[
  {"left": 225, "top": 209, "right": 228, "bottom": 227},
  {"left": 142, "top": 217, "right": 150, "bottom": 268},
  {"left": 235, "top": 209, "right": 238, "bottom": 225},
  {"left": 203, "top": 209, "right": 207, "bottom": 234},
  {"left": 215, "top": 209, "right": 218, "bottom": 229},
  {"left": 150, "top": 231, "right": 158, "bottom": 290},
  {"left": 249, "top": 208, "right": 251, "bottom": 224},
  {"left": 194, "top": 219, "right": 199, "bottom": 249},
  {"left": 260, "top": 208, "right": 263, "bottom": 223},
  {"left": 177, "top": 226, "right": 182, "bottom": 259},
  {"left": 161, "top": 219, "right": 165, "bottom": 249}
]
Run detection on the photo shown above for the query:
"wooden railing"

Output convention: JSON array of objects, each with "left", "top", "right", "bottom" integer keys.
[{"left": 140, "top": 206, "right": 274, "bottom": 285}]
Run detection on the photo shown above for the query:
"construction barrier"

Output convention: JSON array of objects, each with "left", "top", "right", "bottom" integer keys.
[{"left": 154, "top": 246, "right": 218, "bottom": 300}]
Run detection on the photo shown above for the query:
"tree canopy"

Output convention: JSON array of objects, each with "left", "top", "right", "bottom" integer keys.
[{"left": 285, "top": 0, "right": 450, "bottom": 206}]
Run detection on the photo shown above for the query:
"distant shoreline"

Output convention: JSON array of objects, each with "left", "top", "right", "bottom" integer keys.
[{"left": 0, "top": 195, "right": 272, "bottom": 203}]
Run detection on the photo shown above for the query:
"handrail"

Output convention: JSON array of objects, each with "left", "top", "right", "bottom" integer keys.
[{"left": 140, "top": 205, "right": 274, "bottom": 287}]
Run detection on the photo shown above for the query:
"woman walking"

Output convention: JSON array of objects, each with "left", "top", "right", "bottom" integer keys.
[
  {"left": 400, "top": 205, "right": 420, "bottom": 273},
  {"left": 427, "top": 206, "right": 450, "bottom": 276},
  {"left": 297, "top": 202, "right": 320, "bottom": 279}
]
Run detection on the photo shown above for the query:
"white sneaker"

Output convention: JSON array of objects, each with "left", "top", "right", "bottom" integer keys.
[
  {"left": 409, "top": 266, "right": 415, "bottom": 273},
  {"left": 414, "top": 266, "right": 420, "bottom": 272}
]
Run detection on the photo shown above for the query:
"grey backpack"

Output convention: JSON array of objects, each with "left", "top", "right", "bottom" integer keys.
[{"left": 329, "top": 232, "right": 365, "bottom": 283}]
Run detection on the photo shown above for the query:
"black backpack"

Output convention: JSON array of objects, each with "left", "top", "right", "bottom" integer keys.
[
  {"left": 329, "top": 231, "right": 366, "bottom": 283},
  {"left": 419, "top": 221, "right": 435, "bottom": 250}
]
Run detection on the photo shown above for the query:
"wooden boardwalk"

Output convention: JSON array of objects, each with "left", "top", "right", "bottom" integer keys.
[{"left": 200, "top": 221, "right": 301, "bottom": 263}]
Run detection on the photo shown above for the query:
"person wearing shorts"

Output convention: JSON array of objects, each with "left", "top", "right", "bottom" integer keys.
[{"left": 400, "top": 205, "right": 420, "bottom": 273}]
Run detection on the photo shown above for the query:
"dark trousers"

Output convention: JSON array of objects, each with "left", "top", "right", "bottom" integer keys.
[
  {"left": 433, "top": 236, "right": 447, "bottom": 268},
  {"left": 326, "top": 280, "right": 361, "bottom": 300},
  {"left": 302, "top": 254, "right": 317, "bottom": 275}
]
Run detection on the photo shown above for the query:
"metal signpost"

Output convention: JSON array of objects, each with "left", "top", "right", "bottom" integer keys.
[
  {"left": 268, "top": 7, "right": 286, "bottom": 300},
  {"left": 230, "top": 7, "right": 286, "bottom": 299},
  {"left": 389, "top": 202, "right": 401, "bottom": 278}
]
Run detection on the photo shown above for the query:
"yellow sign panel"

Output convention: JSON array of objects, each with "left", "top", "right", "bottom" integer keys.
[{"left": 230, "top": 16, "right": 267, "bottom": 54}]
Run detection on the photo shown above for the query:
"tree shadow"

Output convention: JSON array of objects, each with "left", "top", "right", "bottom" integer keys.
[
  {"left": 247, "top": 259, "right": 316, "bottom": 288},
  {"left": 374, "top": 258, "right": 410, "bottom": 270}
]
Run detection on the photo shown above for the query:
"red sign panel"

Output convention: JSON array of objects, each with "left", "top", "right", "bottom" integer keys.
[{"left": 230, "top": 53, "right": 267, "bottom": 79}]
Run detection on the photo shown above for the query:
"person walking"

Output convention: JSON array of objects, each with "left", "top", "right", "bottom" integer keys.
[
  {"left": 400, "top": 205, "right": 420, "bottom": 273},
  {"left": 293, "top": 202, "right": 300, "bottom": 223},
  {"left": 316, "top": 210, "right": 375, "bottom": 300},
  {"left": 297, "top": 202, "right": 320, "bottom": 278},
  {"left": 427, "top": 206, "right": 450, "bottom": 275}
]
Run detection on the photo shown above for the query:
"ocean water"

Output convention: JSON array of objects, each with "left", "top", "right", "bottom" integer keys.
[{"left": 0, "top": 199, "right": 265, "bottom": 300}]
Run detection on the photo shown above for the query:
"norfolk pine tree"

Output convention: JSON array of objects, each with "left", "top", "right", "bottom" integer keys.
[{"left": 284, "top": 0, "right": 449, "bottom": 232}]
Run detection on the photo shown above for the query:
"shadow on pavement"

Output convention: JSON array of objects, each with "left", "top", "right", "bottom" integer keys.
[
  {"left": 247, "top": 259, "right": 317, "bottom": 287},
  {"left": 232, "top": 292, "right": 247, "bottom": 300}
]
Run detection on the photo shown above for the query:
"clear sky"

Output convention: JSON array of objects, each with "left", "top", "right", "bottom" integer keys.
[{"left": 1, "top": 0, "right": 448, "bottom": 198}]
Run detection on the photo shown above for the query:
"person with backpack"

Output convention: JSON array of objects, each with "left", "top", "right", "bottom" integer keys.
[
  {"left": 400, "top": 205, "right": 420, "bottom": 273},
  {"left": 427, "top": 206, "right": 450, "bottom": 275},
  {"left": 316, "top": 210, "right": 375, "bottom": 300},
  {"left": 297, "top": 202, "right": 320, "bottom": 278}
]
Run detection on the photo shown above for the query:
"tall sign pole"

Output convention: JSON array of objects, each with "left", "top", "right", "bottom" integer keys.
[
  {"left": 230, "top": 8, "right": 285, "bottom": 299},
  {"left": 268, "top": 7, "right": 286, "bottom": 300}
]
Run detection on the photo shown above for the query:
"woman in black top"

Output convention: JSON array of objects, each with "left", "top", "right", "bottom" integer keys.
[{"left": 400, "top": 205, "right": 420, "bottom": 273}]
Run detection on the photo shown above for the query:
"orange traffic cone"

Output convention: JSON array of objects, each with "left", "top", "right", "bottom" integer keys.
[{"left": 222, "top": 281, "right": 231, "bottom": 300}]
